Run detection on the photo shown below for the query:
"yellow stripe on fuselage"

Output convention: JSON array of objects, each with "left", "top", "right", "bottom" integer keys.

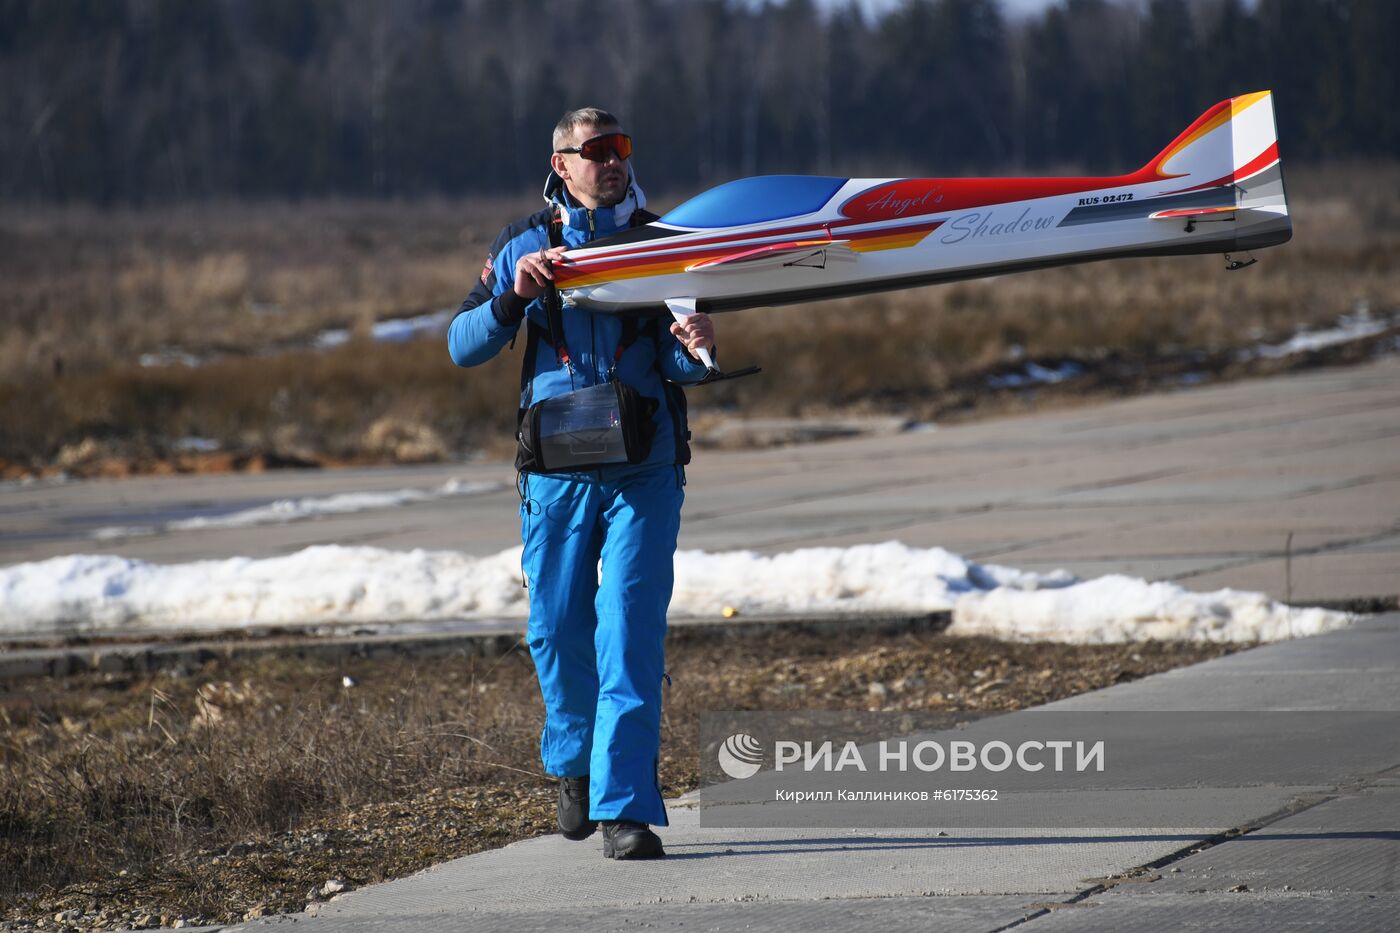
[
  {"left": 559, "top": 227, "right": 937, "bottom": 289},
  {"left": 850, "top": 229, "right": 934, "bottom": 253}
]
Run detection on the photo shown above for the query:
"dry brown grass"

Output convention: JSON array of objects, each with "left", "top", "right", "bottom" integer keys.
[
  {"left": 0, "top": 647, "right": 543, "bottom": 923},
  {"left": 0, "top": 630, "right": 1235, "bottom": 926},
  {"left": 2, "top": 163, "right": 1397, "bottom": 474},
  {"left": 0, "top": 196, "right": 532, "bottom": 376},
  {"left": 0, "top": 338, "right": 522, "bottom": 476}
]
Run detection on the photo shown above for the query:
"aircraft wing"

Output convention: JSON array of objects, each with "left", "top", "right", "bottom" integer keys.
[{"left": 1148, "top": 206, "right": 1241, "bottom": 220}]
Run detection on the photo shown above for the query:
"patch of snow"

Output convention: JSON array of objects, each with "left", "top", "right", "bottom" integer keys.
[
  {"left": 172, "top": 436, "right": 222, "bottom": 453},
  {"left": 952, "top": 574, "right": 1346, "bottom": 643},
  {"left": 90, "top": 480, "right": 503, "bottom": 541},
  {"left": 0, "top": 471, "right": 72, "bottom": 489},
  {"left": 986, "top": 360, "right": 1084, "bottom": 390},
  {"left": 369, "top": 309, "right": 455, "bottom": 342},
  {"left": 313, "top": 309, "right": 454, "bottom": 349},
  {"left": 671, "top": 543, "right": 1076, "bottom": 619},
  {"left": 0, "top": 547, "right": 526, "bottom": 635},
  {"left": 138, "top": 349, "right": 204, "bottom": 368},
  {"left": 1244, "top": 308, "right": 1395, "bottom": 360},
  {"left": 313, "top": 329, "right": 351, "bottom": 349},
  {"left": 0, "top": 541, "right": 1352, "bottom": 644}
]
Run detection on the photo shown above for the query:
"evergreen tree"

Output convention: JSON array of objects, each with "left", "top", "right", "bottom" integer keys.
[{"left": 0, "top": 0, "right": 1388, "bottom": 204}]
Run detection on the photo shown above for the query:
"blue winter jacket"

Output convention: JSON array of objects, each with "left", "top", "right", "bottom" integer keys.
[{"left": 449, "top": 171, "right": 708, "bottom": 479}]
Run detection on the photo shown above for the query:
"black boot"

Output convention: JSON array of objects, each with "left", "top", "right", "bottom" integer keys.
[
  {"left": 601, "top": 820, "right": 665, "bottom": 859},
  {"left": 557, "top": 775, "right": 597, "bottom": 840}
]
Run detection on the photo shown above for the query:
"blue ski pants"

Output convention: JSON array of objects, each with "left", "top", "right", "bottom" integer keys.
[{"left": 519, "top": 466, "right": 683, "bottom": 826}]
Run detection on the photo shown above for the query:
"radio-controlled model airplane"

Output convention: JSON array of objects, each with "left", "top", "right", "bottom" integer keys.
[{"left": 551, "top": 91, "right": 1290, "bottom": 381}]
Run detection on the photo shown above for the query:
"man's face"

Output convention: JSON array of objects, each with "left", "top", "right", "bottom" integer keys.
[{"left": 551, "top": 123, "right": 629, "bottom": 209}]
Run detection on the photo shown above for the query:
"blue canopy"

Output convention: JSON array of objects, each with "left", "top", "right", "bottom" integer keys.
[{"left": 661, "top": 175, "right": 847, "bottom": 229}]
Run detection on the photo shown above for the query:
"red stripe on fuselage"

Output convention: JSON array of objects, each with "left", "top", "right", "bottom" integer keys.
[
  {"left": 552, "top": 219, "right": 945, "bottom": 287},
  {"left": 835, "top": 169, "right": 1173, "bottom": 220},
  {"left": 555, "top": 219, "right": 942, "bottom": 282},
  {"left": 566, "top": 216, "right": 867, "bottom": 263}
]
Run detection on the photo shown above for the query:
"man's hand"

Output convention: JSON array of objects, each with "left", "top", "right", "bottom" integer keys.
[
  {"left": 670, "top": 311, "right": 716, "bottom": 361},
  {"left": 513, "top": 245, "right": 569, "bottom": 300}
]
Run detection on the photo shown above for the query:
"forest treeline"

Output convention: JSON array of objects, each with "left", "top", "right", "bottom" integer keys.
[{"left": 2, "top": 0, "right": 1396, "bottom": 204}]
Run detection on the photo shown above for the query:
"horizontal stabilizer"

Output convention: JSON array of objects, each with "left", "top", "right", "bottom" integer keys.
[
  {"left": 1149, "top": 206, "right": 1240, "bottom": 220},
  {"left": 686, "top": 240, "right": 855, "bottom": 273}
]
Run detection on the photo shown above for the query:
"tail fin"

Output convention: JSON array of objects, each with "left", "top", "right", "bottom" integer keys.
[
  {"left": 1144, "top": 91, "right": 1291, "bottom": 249},
  {"left": 1144, "top": 91, "right": 1279, "bottom": 186}
]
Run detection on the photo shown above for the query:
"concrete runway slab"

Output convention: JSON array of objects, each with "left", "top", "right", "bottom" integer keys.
[
  {"left": 286, "top": 895, "right": 1048, "bottom": 933},
  {"left": 3, "top": 360, "right": 1397, "bottom": 608},
  {"left": 1183, "top": 551, "right": 1400, "bottom": 604},
  {"left": 1020, "top": 892, "right": 1400, "bottom": 932},
  {"left": 1140, "top": 787, "right": 1400, "bottom": 894},
  {"left": 219, "top": 611, "right": 1400, "bottom": 933},
  {"left": 14, "top": 363, "right": 1398, "bottom": 931}
]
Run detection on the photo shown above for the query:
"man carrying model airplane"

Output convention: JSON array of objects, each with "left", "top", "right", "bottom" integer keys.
[{"left": 448, "top": 108, "right": 716, "bottom": 860}]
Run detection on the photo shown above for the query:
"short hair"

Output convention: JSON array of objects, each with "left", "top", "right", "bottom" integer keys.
[{"left": 552, "top": 107, "right": 620, "bottom": 151}]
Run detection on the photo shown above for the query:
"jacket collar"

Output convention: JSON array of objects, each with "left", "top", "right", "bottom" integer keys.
[{"left": 541, "top": 167, "right": 647, "bottom": 234}]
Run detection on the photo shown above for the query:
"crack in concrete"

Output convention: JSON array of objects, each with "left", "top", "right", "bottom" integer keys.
[
  {"left": 989, "top": 769, "right": 1396, "bottom": 932},
  {"left": 1169, "top": 522, "right": 1400, "bottom": 585}
]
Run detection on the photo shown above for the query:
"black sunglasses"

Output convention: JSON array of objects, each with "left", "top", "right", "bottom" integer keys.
[{"left": 555, "top": 132, "right": 633, "bottom": 162}]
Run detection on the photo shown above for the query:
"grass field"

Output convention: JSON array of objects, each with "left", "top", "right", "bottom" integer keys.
[
  {"left": 2, "top": 162, "right": 1397, "bottom": 478},
  {"left": 0, "top": 630, "right": 1236, "bottom": 928}
]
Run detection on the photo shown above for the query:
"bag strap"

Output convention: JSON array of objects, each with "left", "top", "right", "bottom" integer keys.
[
  {"left": 522, "top": 205, "right": 653, "bottom": 404},
  {"left": 543, "top": 207, "right": 569, "bottom": 365}
]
